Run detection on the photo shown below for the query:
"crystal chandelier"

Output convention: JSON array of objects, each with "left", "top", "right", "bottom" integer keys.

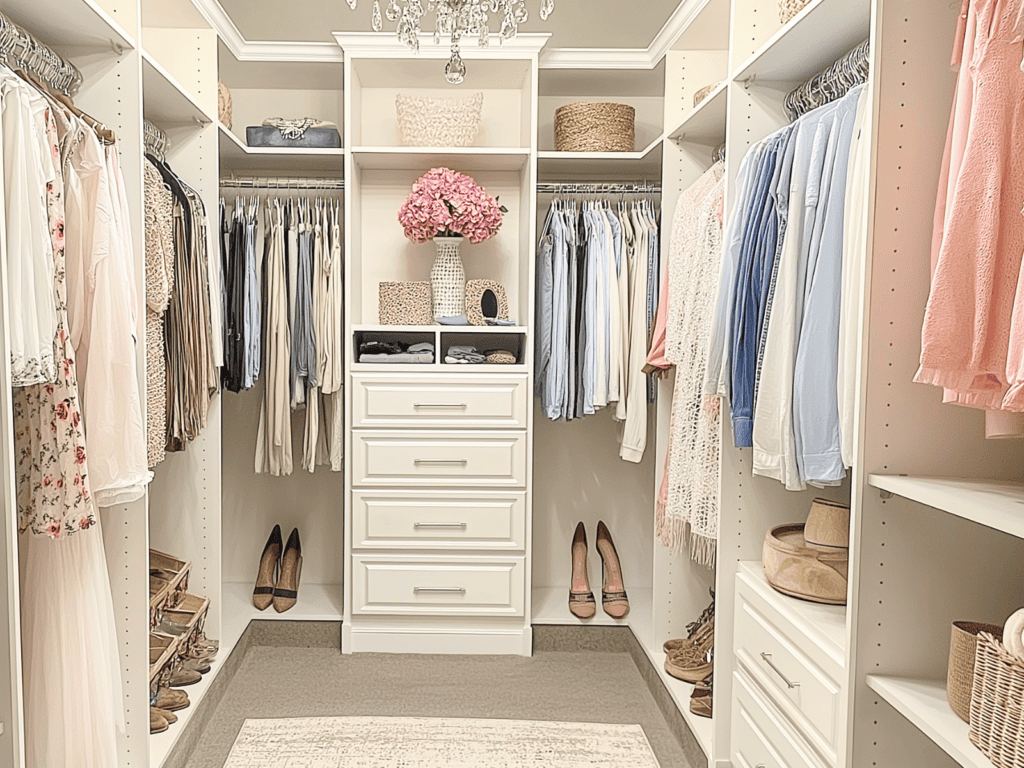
[{"left": 345, "top": 0, "right": 555, "bottom": 84}]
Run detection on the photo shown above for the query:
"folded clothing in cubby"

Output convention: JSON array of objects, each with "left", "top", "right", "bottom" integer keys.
[
  {"left": 359, "top": 340, "right": 434, "bottom": 364},
  {"left": 445, "top": 345, "right": 485, "bottom": 365}
]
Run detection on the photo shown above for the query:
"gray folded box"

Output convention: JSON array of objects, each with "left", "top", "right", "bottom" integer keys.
[{"left": 246, "top": 126, "right": 341, "bottom": 148}]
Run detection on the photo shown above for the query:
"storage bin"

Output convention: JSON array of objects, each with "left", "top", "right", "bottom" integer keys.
[{"left": 554, "top": 102, "right": 635, "bottom": 153}]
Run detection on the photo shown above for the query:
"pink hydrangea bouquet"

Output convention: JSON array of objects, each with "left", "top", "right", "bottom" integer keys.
[{"left": 398, "top": 167, "right": 506, "bottom": 245}]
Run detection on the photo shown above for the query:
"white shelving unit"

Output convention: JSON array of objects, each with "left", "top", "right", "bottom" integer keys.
[
  {"left": 219, "top": 123, "right": 345, "bottom": 174},
  {"left": 352, "top": 147, "right": 531, "bottom": 172},
  {"left": 141, "top": 50, "right": 213, "bottom": 127},
  {"left": 665, "top": 83, "right": 727, "bottom": 145},
  {"left": 866, "top": 676, "right": 990, "bottom": 768},
  {"left": 537, "top": 139, "right": 665, "bottom": 181}
]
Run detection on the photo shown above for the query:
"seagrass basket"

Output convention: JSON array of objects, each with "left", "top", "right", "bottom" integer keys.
[
  {"left": 969, "top": 632, "right": 1024, "bottom": 768},
  {"left": 554, "top": 102, "right": 635, "bottom": 153},
  {"left": 779, "top": 0, "right": 811, "bottom": 24},
  {"left": 948, "top": 621, "right": 1003, "bottom": 722}
]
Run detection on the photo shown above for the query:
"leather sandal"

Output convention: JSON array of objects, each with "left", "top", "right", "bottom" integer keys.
[
  {"left": 663, "top": 590, "right": 715, "bottom": 654},
  {"left": 596, "top": 521, "right": 629, "bottom": 619},
  {"left": 150, "top": 709, "right": 169, "bottom": 734},
  {"left": 666, "top": 644, "right": 714, "bottom": 683},
  {"left": 253, "top": 524, "right": 283, "bottom": 611},
  {"left": 152, "top": 706, "right": 178, "bottom": 725},
  {"left": 690, "top": 674, "right": 713, "bottom": 718},
  {"left": 568, "top": 522, "right": 596, "bottom": 619},
  {"left": 273, "top": 528, "right": 302, "bottom": 613},
  {"left": 155, "top": 686, "right": 190, "bottom": 712}
]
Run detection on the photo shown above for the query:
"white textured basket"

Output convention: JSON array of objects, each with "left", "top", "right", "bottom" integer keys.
[{"left": 396, "top": 92, "right": 484, "bottom": 148}]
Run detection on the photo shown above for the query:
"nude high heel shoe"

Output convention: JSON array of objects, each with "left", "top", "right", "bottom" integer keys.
[
  {"left": 273, "top": 528, "right": 302, "bottom": 613},
  {"left": 596, "top": 521, "right": 629, "bottom": 619},
  {"left": 253, "top": 525, "right": 282, "bottom": 611},
  {"left": 568, "top": 522, "right": 596, "bottom": 619}
]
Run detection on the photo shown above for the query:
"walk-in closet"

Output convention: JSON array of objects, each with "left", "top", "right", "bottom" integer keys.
[{"left": 2, "top": 0, "right": 1024, "bottom": 767}]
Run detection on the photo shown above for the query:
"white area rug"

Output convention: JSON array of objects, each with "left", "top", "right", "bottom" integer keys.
[{"left": 223, "top": 716, "right": 662, "bottom": 767}]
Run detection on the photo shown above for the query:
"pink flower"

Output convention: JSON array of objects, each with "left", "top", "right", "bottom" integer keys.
[
  {"left": 55, "top": 401, "right": 69, "bottom": 421},
  {"left": 398, "top": 168, "right": 504, "bottom": 245},
  {"left": 47, "top": 522, "right": 60, "bottom": 539},
  {"left": 80, "top": 516, "right": 93, "bottom": 530},
  {"left": 75, "top": 446, "right": 86, "bottom": 465}
]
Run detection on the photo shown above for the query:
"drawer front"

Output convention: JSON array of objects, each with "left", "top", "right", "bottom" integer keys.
[
  {"left": 352, "top": 431, "right": 527, "bottom": 488},
  {"left": 352, "top": 374, "right": 529, "bottom": 428},
  {"left": 352, "top": 555, "right": 525, "bottom": 617},
  {"left": 734, "top": 587, "right": 842, "bottom": 761},
  {"left": 732, "top": 670, "right": 826, "bottom": 768},
  {"left": 353, "top": 490, "right": 527, "bottom": 551}
]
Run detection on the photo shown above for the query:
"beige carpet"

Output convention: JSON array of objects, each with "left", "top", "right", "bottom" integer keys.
[{"left": 223, "top": 716, "right": 661, "bottom": 767}]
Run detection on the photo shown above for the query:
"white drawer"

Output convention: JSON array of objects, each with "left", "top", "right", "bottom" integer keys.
[
  {"left": 732, "top": 670, "right": 827, "bottom": 768},
  {"left": 352, "top": 555, "right": 525, "bottom": 617},
  {"left": 352, "top": 374, "right": 529, "bottom": 429},
  {"left": 352, "top": 430, "right": 528, "bottom": 488},
  {"left": 353, "top": 490, "right": 527, "bottom": 551},
  {"left": 734, "top": 576, "right": 844, "bottom": 763}
]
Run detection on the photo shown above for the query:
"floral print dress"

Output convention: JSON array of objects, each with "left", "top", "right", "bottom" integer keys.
[{"left": 13, "top": 107, "right": 95, "bottom": 538}]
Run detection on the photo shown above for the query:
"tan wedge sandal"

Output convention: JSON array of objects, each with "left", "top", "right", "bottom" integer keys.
[
  {"left": 596, "top": 521, "right": 629, "bottom": 619},
  {"left": 253, "top": 525, "right": 282, "bottom": 611},
  {"left": 273, "top": 528, "right": 302, "bottom": 613},
  {"left": 568, "top": 522, "right": 596, "bottom": 619}
]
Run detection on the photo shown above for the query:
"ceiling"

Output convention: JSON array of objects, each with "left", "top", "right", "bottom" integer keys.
[{"left": 215, "top": 0, "right": 684, "bottom": 50}]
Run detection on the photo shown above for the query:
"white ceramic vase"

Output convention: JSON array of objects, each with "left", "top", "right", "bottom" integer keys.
[{"left": 430, "top": 237, "right": 466, "bottom": 321}]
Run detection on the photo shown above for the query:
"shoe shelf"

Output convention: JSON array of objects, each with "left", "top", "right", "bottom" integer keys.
[
  {"left": 531, "top": 586, "right": 652, "bottom": 627},
  {"left": 868, "top": 475, "right": 1024, "bottom": 540},
  {"left": 866, "top": 676, "right": 991, "bottom": 768},
  {"left": 638, "top": 641, "right": 715, "bottom": 760},
  {"left": 222, "top": 581, "right": 345, "bottom": 648}
]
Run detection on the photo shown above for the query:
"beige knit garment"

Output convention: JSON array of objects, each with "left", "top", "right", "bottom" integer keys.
[
  {"left": 660, "top": 163, "right": 726, "bottom": 566},
  {"left": 144, "top": 161, "right": 175, "bottom": 468}
]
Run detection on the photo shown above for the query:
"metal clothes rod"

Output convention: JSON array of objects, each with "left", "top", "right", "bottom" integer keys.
[
  {"left": 538, "top": 182, "right": 662, "bottom": 195},
  {"left": 0, "top": 11, "right": 82, "bottom": 96},
  {"left": 220, "top": 176, "right": 345, "bottom": 191}
]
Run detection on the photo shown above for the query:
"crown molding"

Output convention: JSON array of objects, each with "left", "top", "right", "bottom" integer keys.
[{"left": 192, "top": 0, "right": 706, "bottom": 69}]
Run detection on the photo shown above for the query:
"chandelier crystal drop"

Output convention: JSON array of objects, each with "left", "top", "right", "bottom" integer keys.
[{"left": 346, "top": 0, "right": 556, "bottom": 84}]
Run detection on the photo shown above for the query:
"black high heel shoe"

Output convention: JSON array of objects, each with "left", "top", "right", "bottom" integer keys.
[{"left": 253, "top": 524, "right": 282, "bottom": 611}]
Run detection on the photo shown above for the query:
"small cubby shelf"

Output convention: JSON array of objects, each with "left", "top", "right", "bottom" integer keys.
[
  {"left": 352, "top": 147, "right": 531, "bottom": 172},
  {"left": 665, "top": 83, "right": 728, "bottom": 146},
  {"left": 538, "top": 139, "right": 665, "bottom": 181}
]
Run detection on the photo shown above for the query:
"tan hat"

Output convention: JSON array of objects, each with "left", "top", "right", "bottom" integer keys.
[{"left": 804, "top": 498, "right": 850, "bottom": 549}]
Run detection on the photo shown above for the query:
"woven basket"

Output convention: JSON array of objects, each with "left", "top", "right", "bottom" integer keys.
[
  {"left": 396, "top": 92, "right": 483, "bottom": 148},
  {"left": 218, "top": 81, "right": 232, "bottom": 128},
  {"left": 949, "top": 622, "right": 1003, "bottom": 722},
  {"left": 555, "top": 102, "right": 635, "bottom": 153},
  {"left": 970, "top": 633, "right": 1024, "bottom": 768},
  {"left": 779, "top": 0, "right": 812, "bottom": 23},
  {"left": 694, "top": 83, "right": 720, "bottom": 108}
]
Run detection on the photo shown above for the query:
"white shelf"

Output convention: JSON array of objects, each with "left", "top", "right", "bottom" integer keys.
[
  {"left": 867, "top": 676, "right": 990, "bottom": 768},
  {"left": 538, "top": 139, "right": 665, "bottom": 181},
  {"left": 733, "top": 0, "right": 871, "bottom": 85},
  {"left": 868, "top": 475, "right": 1024, "bottom": 540},
  {"left": 666, "top": 83, "right": 728, "bottom": 146},
  {"left": 351, "top": 363, "right": 529, "bottom": 374},
  {"left": 222, "top": 581, "right": 345, "bottom": 648},
  {"left": 637, "top": 640, "right": 715, "bottom": 761},
  {"left": 531, "top": 586, "right": 651, "bottom": 627},
  {"left": 142, "top": 50, "right": 212, "bottom": 130},
  {"left": 352, "top": 147, "right": 531, "bottom": 172},
  {"left": 1, "top": 0, "right": 135, "bottom": 54},
  {"left": 219, "top": 123, "right": 345, "bottom": 174},
  {"left": 737, "top": 561, "right": 847, "bottom": 662}
]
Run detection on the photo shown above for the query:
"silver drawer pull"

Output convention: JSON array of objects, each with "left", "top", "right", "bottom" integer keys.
[
  {"left": 414, "top": 587, "right": 466, "bottom": 593},
  {"left": 414, "top": 403, "right": 468, "bottom": 409},
  {"left": 414, "top": 458, "right": 468, "bottom": 465},
  {"left": 760, "top": 652, "right": 800, "bottom": 689},
  {"left": 414, "top": 522, "right": 468, "bottom": 529}
]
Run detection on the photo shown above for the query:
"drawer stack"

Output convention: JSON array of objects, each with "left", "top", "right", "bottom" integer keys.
[
  {"left": 730, "top": 563, "right": 847, "bottom": 768},
  {"left": 350, "top": 373, "right": 531, "bottom": 639}
]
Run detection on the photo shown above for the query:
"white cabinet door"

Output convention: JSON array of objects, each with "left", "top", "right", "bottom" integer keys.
[{"left": 732, "top": 670, "right": 828, "bottom": 768}]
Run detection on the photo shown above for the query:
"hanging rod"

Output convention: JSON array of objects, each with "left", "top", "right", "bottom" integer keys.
[
  {"left": 537, "top": 182, "right": 662, "bottom": 195},
  {"left": 144, "top": 120, "right": 168, "bottom": 161},
  {"left": 786, "top": 39, "right": 870, "bottom": 121},
  {"left": 0, "top": 12, "right": 82, "bottom": 96},
  {"left": 220, "top": 176, "right": 345, "bottom": 191}
]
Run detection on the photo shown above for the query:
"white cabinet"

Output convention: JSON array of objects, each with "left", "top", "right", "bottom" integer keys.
[{"left": 732, "top": 670, "right": 828, "bottom": 768}]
